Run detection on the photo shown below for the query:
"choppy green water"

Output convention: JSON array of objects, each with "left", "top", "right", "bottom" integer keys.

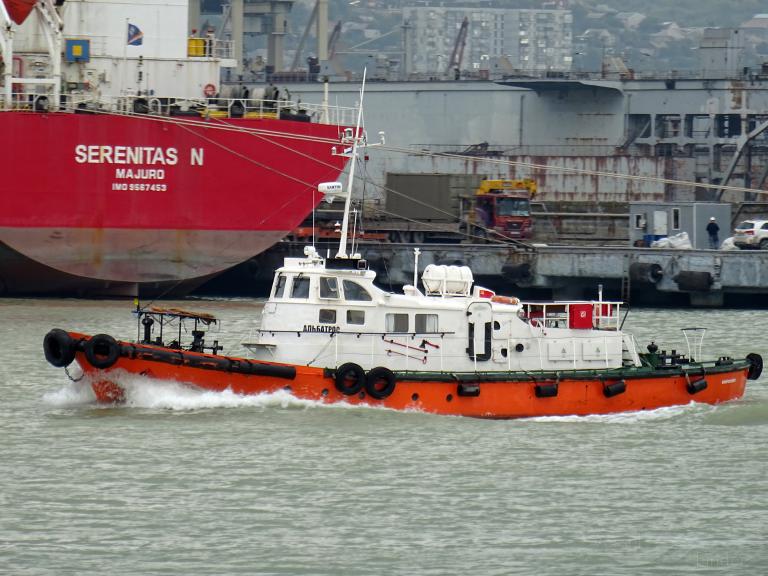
[{"left": 1, "top": 299, "right": 766, "bottom": 575}]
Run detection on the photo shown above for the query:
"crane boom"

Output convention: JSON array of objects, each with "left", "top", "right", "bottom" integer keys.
[{"left": 447, "top": 17, "right": 469, "bottom": 74}]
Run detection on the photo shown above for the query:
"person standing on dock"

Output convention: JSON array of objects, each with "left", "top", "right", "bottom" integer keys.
[{"left": 706, "top": 217, "right": 720, "bottom": 249}]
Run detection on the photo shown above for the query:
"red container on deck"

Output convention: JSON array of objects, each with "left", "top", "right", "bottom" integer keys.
[{"left": 568, "top": 303, "right": 593, "bottom": 329}]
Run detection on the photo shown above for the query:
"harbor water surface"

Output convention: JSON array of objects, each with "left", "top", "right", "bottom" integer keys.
[{"left": 1, "top": 299, "right": 766, "bottom": 575}]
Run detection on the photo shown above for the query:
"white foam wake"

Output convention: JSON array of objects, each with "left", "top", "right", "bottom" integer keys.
[
  {"left": 42, "top": 371, "right": 373, "bottom": 413},
  {"left": 42, "top": 379, "right": 96, "bottom": 406},
  {"left": 120, "top": 378, "right": 323, "bottom": 411}
]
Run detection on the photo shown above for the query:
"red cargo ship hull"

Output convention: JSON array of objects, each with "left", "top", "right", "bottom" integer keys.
[{"left": 0, "top": 112, "right": 349, "bottom": 296}]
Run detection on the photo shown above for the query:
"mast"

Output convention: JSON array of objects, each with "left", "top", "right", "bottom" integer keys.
[{"left": 336, "top": 68, "right": 366, "bottom": 258}]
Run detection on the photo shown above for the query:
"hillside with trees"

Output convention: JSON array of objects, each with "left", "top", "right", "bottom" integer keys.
[{"left": 203, "top": 0, "right": 768, "bottom": 75}]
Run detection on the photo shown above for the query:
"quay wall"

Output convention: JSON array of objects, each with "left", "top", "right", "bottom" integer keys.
[{"left": 228, "top": 242, "right": 768, "bottom": 308}]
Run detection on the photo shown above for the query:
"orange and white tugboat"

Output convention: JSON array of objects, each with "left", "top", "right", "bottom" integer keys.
[{"left": 43, "top": 78, "right": 763, "bottom": 418}]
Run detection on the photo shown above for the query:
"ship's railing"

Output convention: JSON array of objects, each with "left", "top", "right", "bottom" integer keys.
[
  {"left": 308, "top": 66, "right": 768, "bottom": 83},
  {"left": 519, "top": 300, "right": 622, "bottom": 332},
  {"left": 0, "top": 91, "right": 358, "bottom": 126},
  {"left": 187, "top": 37, "right": 234, "bottom": 59},
  {"left": 409, "top": 143, "right": 622, "bottom": 157},
  {"left": 500, "top": 68, "right": 768, "bottom": 82},
  {"left": 0, "top": 91, "right": 55, "bottom": 112}
]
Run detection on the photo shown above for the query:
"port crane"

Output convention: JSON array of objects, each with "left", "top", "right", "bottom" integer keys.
[{"left": 446, "top": 16, "right": 469, "bottom": 77}]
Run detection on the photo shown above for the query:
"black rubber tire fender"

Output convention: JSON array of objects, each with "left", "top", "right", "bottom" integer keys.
[
  {"left": 334, "top": 362, "right": 365, "bottom": 395},
  {"left": 84, "top": 334, "right": 121, "bottom": 369},
  {"left": 365, "top": 367, "right": 397, "bottom": 400},
  {"left": 747, "top": 353, "right": 763, "bottom": 381},
  {"left": 43, "top": 329, "right": 77, "bottom": 368}
]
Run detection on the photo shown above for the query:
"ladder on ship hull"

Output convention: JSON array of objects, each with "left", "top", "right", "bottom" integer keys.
[{"left": 620, "top": 253, "right": 631, "bottom": 304}]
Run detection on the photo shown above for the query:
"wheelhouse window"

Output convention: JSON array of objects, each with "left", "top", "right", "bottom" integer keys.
[
  {"left": 273, "top": 274, "right": 287, "bottom": 298},
  {"left": 291, "top": 276, "right": 310, "bottom": 299},
  {"left": 319, "top": 309, "right": 337, "bottom": 324},
  {"left": 343, "top": 280, "right": 372, "bottom": 301},
  {"left": 347, "top": 310, "right": 365, "bottom": 325},
  {"left": 415, "top": 314, "right": 438, "bottom": 333},
  {"left": 386, "top": 313, "right": 409, "bottom": 332},
  {"left": 319, "top": 277, "right": 340, "bottom": 299}
]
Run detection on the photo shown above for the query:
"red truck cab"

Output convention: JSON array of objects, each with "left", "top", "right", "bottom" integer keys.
[{"left": 475, "top": 179, "right": 537, "bottom": 239}]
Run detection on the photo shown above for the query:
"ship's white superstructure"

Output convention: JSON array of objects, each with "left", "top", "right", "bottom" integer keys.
[
  {"left": 248, "top": 252, "right": 637, "bottom": 373},
  {"left": 2, "top": 0, "right": 233, "bottom": 107}
]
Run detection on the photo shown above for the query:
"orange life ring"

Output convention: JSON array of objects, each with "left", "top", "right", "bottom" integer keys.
[{"left": 203, "top": 83, "right": 217, "bottom": 97}]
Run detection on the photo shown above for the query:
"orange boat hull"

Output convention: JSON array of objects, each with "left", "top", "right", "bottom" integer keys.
[{"left": 69, "top": 336, "right": 749, "bottom": 419}]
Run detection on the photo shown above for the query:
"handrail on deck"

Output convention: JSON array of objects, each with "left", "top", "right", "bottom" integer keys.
[
  {"left": 520, "top": 300, "right": 622, "bottom": 331},
  {"left": 0, "top": 91, "right": 359, "bottom": 126}
]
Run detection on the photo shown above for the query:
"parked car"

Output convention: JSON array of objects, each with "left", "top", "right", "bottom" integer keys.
[{"left": 733, "top": 219, "right": 768, "bottom": 249}]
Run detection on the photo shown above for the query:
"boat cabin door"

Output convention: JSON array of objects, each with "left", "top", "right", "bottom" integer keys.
[
  {"left": 466, "top": 301, "right": 493, "bottom": 361},
  {"left": 652, "top": 210, "right": 668, "bottom": 237}
]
